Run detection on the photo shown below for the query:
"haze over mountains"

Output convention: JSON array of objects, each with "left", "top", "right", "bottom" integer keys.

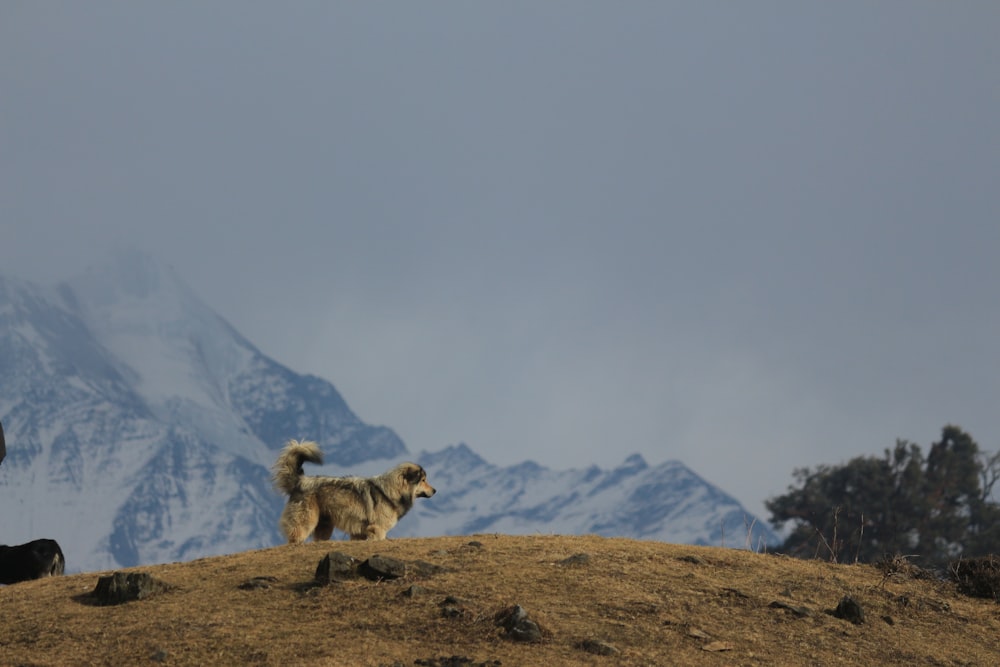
[{"left": 0, "top": 252, "right": 777, "bottom": 572}]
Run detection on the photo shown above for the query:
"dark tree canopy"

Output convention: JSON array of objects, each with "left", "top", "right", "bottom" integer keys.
[{"left": 767, "top": 425, "right": 1000, "bottom": 568}]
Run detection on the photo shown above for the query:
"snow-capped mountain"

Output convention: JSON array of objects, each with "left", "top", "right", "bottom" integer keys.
[
  {"left": 0, "top": 252, "right": 777, "bottom": 573},
  {"left": 396, "top": 445, "right": 776, "bottom": 550}
]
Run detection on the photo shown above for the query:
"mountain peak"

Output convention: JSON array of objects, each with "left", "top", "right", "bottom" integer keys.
[
  {"left": 420, "top": 443, "right": 488, "bottom": 469},
  {"left": 620, "top": 453, "right": 649, "bottom": 471}
]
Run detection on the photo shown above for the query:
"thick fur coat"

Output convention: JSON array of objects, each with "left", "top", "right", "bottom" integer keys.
[
  {"left": 0, "top": 539, "right": 65, "bottom": 585},
  {"left": 272, "top": 440, "right": 435, "bottom": 543}
]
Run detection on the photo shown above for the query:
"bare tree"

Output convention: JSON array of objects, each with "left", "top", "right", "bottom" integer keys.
[{"left": 979, "top": 449, "right": 1000, "bottom": 502}]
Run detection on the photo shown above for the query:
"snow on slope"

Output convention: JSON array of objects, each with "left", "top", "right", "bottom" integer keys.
[{"left": 69, "top": 253, "right": 272, "bottom": 467}]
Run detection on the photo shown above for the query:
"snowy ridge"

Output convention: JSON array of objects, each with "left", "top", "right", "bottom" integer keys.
[
  {"left": 0, "top": 252, "right": 776, "bottom": 574},
  {"left": 396, "top": 445, "right": 777, "bottom": 549}
]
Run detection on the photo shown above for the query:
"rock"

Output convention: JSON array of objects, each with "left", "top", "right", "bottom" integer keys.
[
  {"left": 441, "top": 605, "right": 467, "bottom": 619},
  {"left": 91, "top": 572, "right": 171, "bottom": 605},
  {"left": 401, "top": 585, "right": 428, "bottom": 598},
  {"left": 315, "top": 552, "right": 358, "bottom": 584},
  {"left": 832, "top": 596, "right": 865, "bottom": 625},
  {"left": 494, "top": 604, "right": 543, "bottom": 643},
  {"left": 359, "top": 555, "right": 406, "bottom": 581},
  {"left": 579, "top": 639, "right": 619, "bottom": 656},
  {"left": 439, "top": 595, "right": 473, "bottom": 618}
]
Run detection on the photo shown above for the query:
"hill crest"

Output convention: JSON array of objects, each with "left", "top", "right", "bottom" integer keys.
[{"left": 2, "top": 534, "right": 997, "bottom": 666}]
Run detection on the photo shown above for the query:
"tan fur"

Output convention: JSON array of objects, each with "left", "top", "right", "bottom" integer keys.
[{"left": 272, "top": 439, "right": 436, "bottom": 543}]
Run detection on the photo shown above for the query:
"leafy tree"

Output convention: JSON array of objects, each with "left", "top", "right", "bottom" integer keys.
[{"left": 767, "top": 425, "right": 1000, "bottom": 568}]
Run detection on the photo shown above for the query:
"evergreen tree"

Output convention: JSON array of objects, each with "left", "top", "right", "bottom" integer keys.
[{"left": 767, "top": 425, "right": 1000, "bottom": 567}]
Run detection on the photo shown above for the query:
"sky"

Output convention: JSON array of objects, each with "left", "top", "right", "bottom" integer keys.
[{"left": 2, "top": 2, "right": 999, "bottom": 520}]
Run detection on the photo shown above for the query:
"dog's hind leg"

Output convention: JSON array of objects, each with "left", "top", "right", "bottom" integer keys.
[
  {"left": 313, "top": 515, "right": 334, "bottom": 541},
  {"left": 281, "top": 499, "right": 320, "bottom": 544}
]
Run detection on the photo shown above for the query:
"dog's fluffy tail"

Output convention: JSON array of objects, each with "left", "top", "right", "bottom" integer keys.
[{"left": 272, "top": 439, "right": 323, "bottom": 495}]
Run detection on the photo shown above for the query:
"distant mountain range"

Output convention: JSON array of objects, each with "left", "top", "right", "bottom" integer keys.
[{"left": 0, "top": 251, "right": 778, "bottom": 573}]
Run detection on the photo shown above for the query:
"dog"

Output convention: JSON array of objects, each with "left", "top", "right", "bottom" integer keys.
[
  {"left": 0, "top": 539, "right": 65, "bottom": 585},
  {"left": 272, "top": 440, "right": 435, "bottom": 543}
]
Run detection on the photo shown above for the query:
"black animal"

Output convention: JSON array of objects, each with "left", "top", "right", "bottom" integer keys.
[{"left": 0, "top": 539, "right": 65, "bottom": 584}]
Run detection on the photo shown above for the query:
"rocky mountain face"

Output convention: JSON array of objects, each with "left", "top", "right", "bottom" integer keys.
[{"left": 0, "top": 253, "right": 776, "bottom": 573}]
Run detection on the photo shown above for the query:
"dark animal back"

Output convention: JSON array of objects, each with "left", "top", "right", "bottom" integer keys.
[{"left": 0, "top": 539, "right": 65, "bottom": 584}]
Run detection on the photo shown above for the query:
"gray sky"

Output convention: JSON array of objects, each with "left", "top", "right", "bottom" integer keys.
[{"left": 2, "top": 2, "right": 999, "bottom": 520}]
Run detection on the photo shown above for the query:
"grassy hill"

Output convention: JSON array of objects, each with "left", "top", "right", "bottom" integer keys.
[{"left": 2, "top": 535, "right": 998, "bottom": 666}]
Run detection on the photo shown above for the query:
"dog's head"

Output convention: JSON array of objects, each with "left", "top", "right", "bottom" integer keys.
[{"left": 403, "top": 463, "right": 436, "bottom": 498}]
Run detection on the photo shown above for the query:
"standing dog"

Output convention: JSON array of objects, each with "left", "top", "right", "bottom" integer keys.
[{"left": 272, "top": 439, "right": 435, "bottom": 543}]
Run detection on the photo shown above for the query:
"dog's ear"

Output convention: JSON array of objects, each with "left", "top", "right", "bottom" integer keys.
[{"left": 404, "top": 465, "right": 425, "bottom": 484}]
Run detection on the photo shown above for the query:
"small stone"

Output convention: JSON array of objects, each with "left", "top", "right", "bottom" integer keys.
[
  {"left": 91, "top": 572, "right": 171, "bottom": 605},
  {"left": 832, "top": 596, "right": 865, "bottom": 625},
  {"left": 441, "top": 605, "right": 467, "bottom": 619},
  {"left": 439, "top": 595, "right": 472, "bottom": 618},
  {"left": 401, "top": 585, "right": 428, "bottom": 598},
  {"left": 494, "top": 604, "right": 543, "bottom": 643},
  {"left": 315, "top": 552, "right": 358, "bottom": 584},
  {"left": 359, "top": 554, "right": 406, "bottom": 581},
  {"left": 508, "top": 619, "right": 541, "bottom": 642}
]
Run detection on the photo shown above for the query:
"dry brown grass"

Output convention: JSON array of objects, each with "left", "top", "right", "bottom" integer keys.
[{"left": 2, "top": 534, "right": 999, "bottom": 666}]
